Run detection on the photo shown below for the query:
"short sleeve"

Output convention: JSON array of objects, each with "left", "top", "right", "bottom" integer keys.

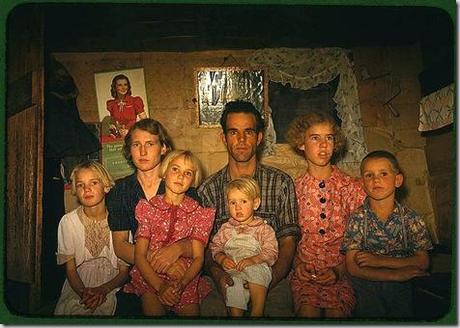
[
  {"left": 133, "top": 96, "right": 144, "bottom": 114},
  {"left": 190, "top": 206, "right": 216, "bottom": 246},
  {"left": 341, "top": 212, "right": 365, "bottom": 253},
  {"left": 273, "top": 174, "right": 300, "bottom": 240},
  {"left": 256, "top": 224, "right": 279, "bottom": 266},
  {"left": 56, "top": 215, "right": 76, "bottom": 265},
  {"left": 134, "top": 199, "right": 154, "bottom": 240},
  {"left": 344, "top": 177, "right": 366, "bottom": 216},
  {"left": 407, "top": 212, "right": 433, "bottom": 252},
  {"left": 106, "top": 99, "right": 115, "bottom": 115}
]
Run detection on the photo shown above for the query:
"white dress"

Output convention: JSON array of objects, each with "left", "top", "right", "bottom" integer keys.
[{"left": 54, "top": 206, "right": 125, "bottom": 316}]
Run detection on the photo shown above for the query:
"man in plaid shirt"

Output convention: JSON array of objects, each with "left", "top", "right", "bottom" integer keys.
[{"left": 199, "top": 100, "right": 300, "bottom": 317}]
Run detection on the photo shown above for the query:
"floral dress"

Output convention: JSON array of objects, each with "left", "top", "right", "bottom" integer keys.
[
  {"left": 290, "top": 166, "right": 366, "bottom": 315},
  {"left": 124, "top": 195, "right": 215, "bottom": 310}
]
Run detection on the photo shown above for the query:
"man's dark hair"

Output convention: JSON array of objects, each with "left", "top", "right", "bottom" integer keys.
[{"left": 219, "top": 100, "right": 265, "bottom": 133}]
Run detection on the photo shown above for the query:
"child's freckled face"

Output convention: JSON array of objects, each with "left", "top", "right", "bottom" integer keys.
[
  {"left": 227, "top": 189, "right": 259, "bottom": 225},
  {"left": 299, "top": 123, "right": 335, "bottom": 169},
  {"left": 164, "top": 156, "right": 195, "bottom": 195},
  {"left": 74, "top": 168, "right": 107, "bottom": 208},
  {"left": 362, "top": 158, "right": 403, "bottom": 202}
]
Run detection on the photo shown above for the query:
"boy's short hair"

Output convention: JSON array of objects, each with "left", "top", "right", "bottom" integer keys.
[
  {"left": 70, "top": 160, "right": 115, "bottom": 195},
  {"left": 122, "top": 118, "right": 173, "bottom": 167},
  {"left": 285, "top": 111, "right": 346, "bottom": 156},
  {"left": 360, "top": 150, "right": 402, "bottom": 174},
  {"left": 226, "top": 176, "right": 261, "bottom": 200},
  {"left": 159, "top": 150, "right": 202, "bottom": 187},
  {"left": 220, "top": 100, "right": 265, "bottom": 134}
]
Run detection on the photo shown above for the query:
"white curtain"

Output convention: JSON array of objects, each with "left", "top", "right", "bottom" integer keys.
[{"left": 247, "top": 47, "right": 367, "bottom": 171}]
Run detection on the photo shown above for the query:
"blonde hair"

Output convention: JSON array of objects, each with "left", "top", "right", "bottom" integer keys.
[
  {"left": 70, "top": 160, "right": 115, "bottom": 195},
  {"left": 159, "top": 150, "right": 202, "bottom": 187},
  {"left": 226, "top": 176, "right": 261, "bottom": 200},
  {"left": 285, "top": 111, "right": 346, "bottom": 157}
]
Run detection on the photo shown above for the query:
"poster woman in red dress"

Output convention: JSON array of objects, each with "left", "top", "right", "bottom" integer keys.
[{"left": 106, "top": 74, "right": 147, "bottom": 138}]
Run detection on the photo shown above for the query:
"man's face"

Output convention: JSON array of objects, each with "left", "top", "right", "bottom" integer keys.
[{"left": 222, "top": 113, "right": 263, "bottom": 163}]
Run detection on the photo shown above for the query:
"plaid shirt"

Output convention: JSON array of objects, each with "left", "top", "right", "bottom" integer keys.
[{"left": 198, "top": 164, "right": 300, "bottom": 241}]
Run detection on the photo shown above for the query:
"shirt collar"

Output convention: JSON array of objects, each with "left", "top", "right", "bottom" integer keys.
[{"left": 149, "top": 194, "right": 199, "bottom": 213}]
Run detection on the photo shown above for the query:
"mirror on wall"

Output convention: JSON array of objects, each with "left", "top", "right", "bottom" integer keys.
[{"left": 195, "top": 67, "right": 267, "bottom": 127}]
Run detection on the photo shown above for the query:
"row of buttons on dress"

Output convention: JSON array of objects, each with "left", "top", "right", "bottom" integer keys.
[{"left": 319, "top": 180, "right": 327, "bottom": 235}]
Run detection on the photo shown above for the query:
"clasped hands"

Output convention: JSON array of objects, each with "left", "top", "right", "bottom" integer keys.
[
  {"left": 294, "top": 262, "right": 338, "bottom": 285},
  {"left": 147, "top": 246, "right": 188, "bottom": 306},
  {"left": 79, "top": 285, "right": 110, "bottom": 312}
]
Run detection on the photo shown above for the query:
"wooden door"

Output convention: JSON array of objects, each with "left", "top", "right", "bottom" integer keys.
[{"left": 6, "top": 5, "right": 44, "bottom": 313}]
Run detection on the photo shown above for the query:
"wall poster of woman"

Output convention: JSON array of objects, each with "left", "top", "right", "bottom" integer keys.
[{"left": 95, "top": 68, "right": 149, "bottom": 139}]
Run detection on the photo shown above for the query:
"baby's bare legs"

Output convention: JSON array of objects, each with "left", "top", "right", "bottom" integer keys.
[
  {"left": 141, "top": 292, "right": 166, "bottom": 316},
  {"left": 248, "top": 283, "right": 267, "bottom": 317},
  {"left": 324, "top": 307, "right": 345, "bottom": 318},
  {"left": 228, "top": 307, "right": 245, "bottom": 317}
]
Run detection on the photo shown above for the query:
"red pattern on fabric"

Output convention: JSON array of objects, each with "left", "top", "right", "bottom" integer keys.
[
  {"left": 123, "top": 195, "right": 215, "bottom": 309},
  {"left": 290, "top": 166, "right": 366, "bottom": 315},
  {"left": 106, "top": 95, "right": 144, "bottom": 129}
]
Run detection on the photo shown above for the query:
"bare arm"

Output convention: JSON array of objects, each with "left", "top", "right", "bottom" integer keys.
[
  {"left": 204, "top": 248, "right": 234, "bottom": 298},
  {"left": 150, "top": 239, "right": 192, "bottom": 273},
  {"left": 269, "top": 235, "right": 296, "bottom": 289},
  {"left": 112, "top": 230, "right": 135, "bottom": 265},
  {"left": 346, "top": 250, "right": 429, "bottom": 282},
  {"left": 100, "top": 264, "right": 129, "bottom": 293},
  {"left": 135, "top": 238, "right": 163, "bottom": 291},
  {"left": 64, "top": 259, "right": 85, "bottom": 298},
  {"left": 354, "top": 250, "right": 429, "bottom": 270},
  {"left": 177, "top": 240, "right": 205, "bottom": 288}
]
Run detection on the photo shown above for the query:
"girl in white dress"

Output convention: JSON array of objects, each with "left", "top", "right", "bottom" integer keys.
[{"left": 54, "top": 161, "right": 129, "bottom": 315}]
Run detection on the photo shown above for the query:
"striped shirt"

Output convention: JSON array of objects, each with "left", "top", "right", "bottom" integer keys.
[{"left": 198, "top": 164, "right": 300, "bottom": 241}]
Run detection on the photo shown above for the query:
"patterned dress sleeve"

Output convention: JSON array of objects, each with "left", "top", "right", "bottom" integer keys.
[
  {"left": 406, "top": 210, "right": 434, "bottom": 252},
  {"left": 344, "top": 177, "right": 366, "bottom": 216},
  {"left": 134, "top": 199, "right": 154, "bottom": 241},
  {"left": 132, "top": 96, "right": 145, "bottom": 115},
  {"left": 341, "top": 211, "right": 365, "bottom": 253},
  {"left": 56, "top": 214, "right": 76, "bottom": 265},
  {"left": 254, "top": 224, "right": 279, "bottom": 266},
  {"left": 190, "top": 206, "right": 216, "bottom": 246},
  {"left": 209, "top": 224, "right": 229, "bottom": 260}
]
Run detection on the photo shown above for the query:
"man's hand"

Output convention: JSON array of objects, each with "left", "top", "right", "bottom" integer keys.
[
  {"left": 354, "top": 251, "right": 382, "bottom": 268},
  {"left": 165, "top": 258, "right": 188, "bottom": 281},
  {"left": 235, "top": 258, "right": 257, "bottom": 272},
  {"left": 149, "top": 244, "right": 182, "bottom": 274},
  {"left": 294, "top": 262, "right": 317, "bottom": 282},
  {"left": 213, "top": 268, "right": 234, "bottom": 300}
]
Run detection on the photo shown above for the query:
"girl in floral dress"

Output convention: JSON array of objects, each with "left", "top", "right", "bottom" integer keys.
[
  {"left": 286, "top": 111, "right": 366, "bottom": 318},
  {"left": 124, "top": 150, "right": 215, "bottom": 316}
]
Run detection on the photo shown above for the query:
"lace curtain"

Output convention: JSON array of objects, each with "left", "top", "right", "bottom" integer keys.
[
  {"left": 418, "top": 83, "right": 454, "bottom": 132},
  {"left": 247, "top": 48, "right": 367, "bottom": 172}
]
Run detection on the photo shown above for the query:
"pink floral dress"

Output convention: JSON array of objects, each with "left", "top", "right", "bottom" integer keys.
[
  {"left": 290, "top": 166, "right": 366, "bottom": 315},
  {"left": 124, "top": 195, "right": 215, "bottom": 310}
]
